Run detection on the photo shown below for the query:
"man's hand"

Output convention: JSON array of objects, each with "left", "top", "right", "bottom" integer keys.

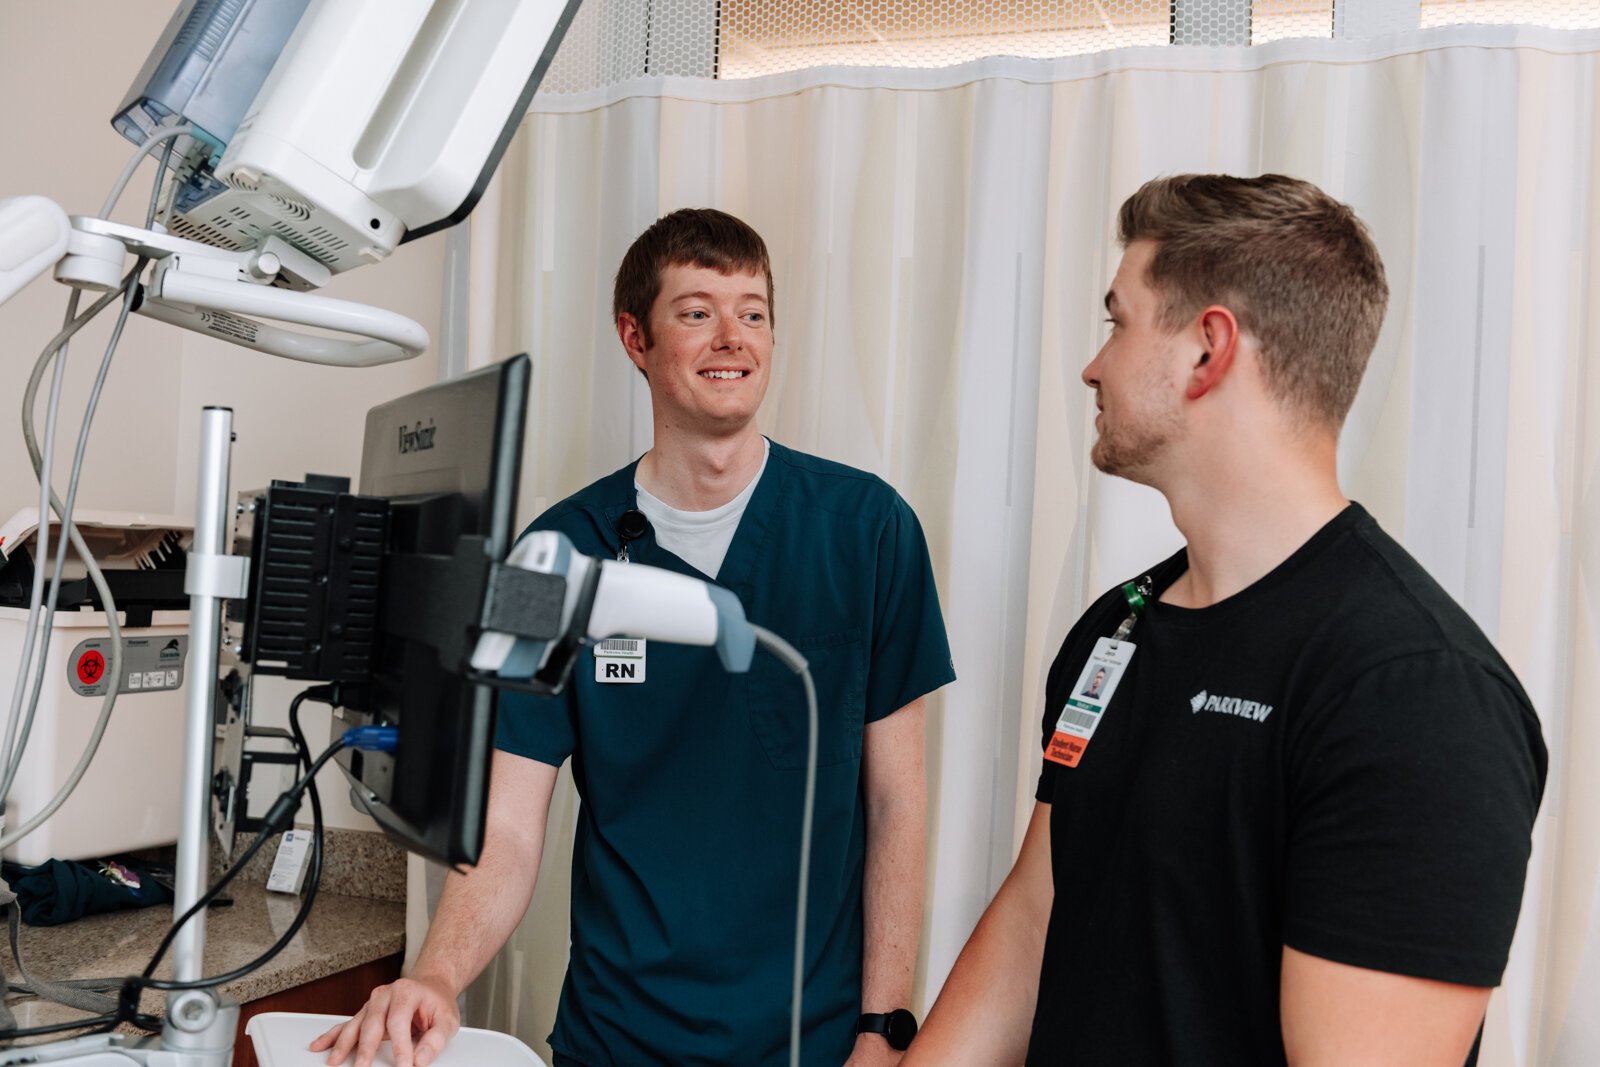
[
  {"left": 843, "top": 1031, "right": 905, "bottom": 1066},
  {"left": 307, "top": 753, "right": 558, "bottom": 1067},
  {"left": 308, "top": 973, "right": 461, "bottom": 1067}
]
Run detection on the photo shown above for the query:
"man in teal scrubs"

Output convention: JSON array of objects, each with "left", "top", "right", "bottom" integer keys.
[{"left": 316, "top": 209, "right": 955, "bottom": 1067}]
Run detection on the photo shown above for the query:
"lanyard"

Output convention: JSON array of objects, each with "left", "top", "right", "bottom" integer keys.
[{"left": 1110, "top": 575, "right": 1154, "bottom": 642}]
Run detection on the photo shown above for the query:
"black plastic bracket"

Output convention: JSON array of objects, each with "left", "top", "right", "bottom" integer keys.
[{"left": 380, "top": 535, "right": 568, "bottom": 674}]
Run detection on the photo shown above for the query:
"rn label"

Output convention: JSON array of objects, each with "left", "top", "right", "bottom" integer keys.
[{"left": 594, "top": 638, "right": 646, "bottom": 684}]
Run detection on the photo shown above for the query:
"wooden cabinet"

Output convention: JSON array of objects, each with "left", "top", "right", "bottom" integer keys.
[{"left": 230, "top": 953, "right": 403, "bottom": 1067}]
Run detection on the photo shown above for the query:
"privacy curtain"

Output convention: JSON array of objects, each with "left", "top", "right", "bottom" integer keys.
[{"left": 446, "top": 25, "right": 1600, "bottom": 1065}]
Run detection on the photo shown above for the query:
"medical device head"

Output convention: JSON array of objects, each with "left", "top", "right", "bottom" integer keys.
[
  {"left": 113, "top": 0, "right": 312, "bottom": 165},
  {"left": 469, "top": 531, "right": 758, "bottom": 688},
  {"left": 152, "top": 0, "right": 582, "bottom": 275},
  {"left": 1, "top": 2, "right": 586, "bottom": 371}
]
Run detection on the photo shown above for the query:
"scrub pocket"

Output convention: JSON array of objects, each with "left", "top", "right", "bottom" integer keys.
[{"left": 747, "top": 627, "right": 866, "bottom": 770}]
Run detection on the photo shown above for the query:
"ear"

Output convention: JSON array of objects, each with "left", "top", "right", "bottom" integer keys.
[
  {"left": 1186, "top": 306, "right": 1241, "bottom": 400},
  {"left": 617, "top": 312, "right": 650, "bottom": 374}
]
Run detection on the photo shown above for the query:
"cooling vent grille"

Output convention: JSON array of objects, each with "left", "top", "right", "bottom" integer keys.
[
  {"left": 242, "top": 482, "right": 389, "bottom": 683},
  {"left": 269, "top": 193, "right": 313, "bottom": 221},
  {"left": 171, "top": 186, "right": 355, "bottom": 268}
]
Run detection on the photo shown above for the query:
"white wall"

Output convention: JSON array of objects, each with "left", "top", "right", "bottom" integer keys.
[{"left": 0, "top": 2, "right": 450, "bottom": 833}]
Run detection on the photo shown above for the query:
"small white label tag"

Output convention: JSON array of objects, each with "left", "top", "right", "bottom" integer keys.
[
  {"left": 266, "top": 829, "right": 312, "bottom": 894},
  {"left": 594, "top": 638, "right": 646, "bottom": 683},
  {"left": 1045, "top": 636, "right": 1136, "bottom": 768}
]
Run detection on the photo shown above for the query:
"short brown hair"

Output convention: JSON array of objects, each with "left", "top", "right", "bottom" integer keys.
[
  {"left": 613, "top": 208, "right": 775, "bottom": 345},
  {"left": 1118, "top": 174, "right": 1388, "bottom": 426}
]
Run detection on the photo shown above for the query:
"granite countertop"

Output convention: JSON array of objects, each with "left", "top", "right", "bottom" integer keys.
[{"left": 4, "top": 828, "right": 406, "bottom": 1038}]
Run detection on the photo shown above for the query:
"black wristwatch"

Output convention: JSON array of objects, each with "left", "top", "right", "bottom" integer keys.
[{"left": 855, "top": 1008, "right": 918, "bottom": 1051}]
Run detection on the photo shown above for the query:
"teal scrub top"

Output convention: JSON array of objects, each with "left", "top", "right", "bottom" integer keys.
[{"left": 495, "top": 440, "right": 955, "bottom": 1067}]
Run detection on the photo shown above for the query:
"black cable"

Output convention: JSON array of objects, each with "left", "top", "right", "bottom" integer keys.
[
  {"left": 139, "top": 681, "right": 328, "bottom": 975},
  {"left": 135, "top": 760, "right": 326, "bottom": 994},
  {"left": 0, "top": 1012, "right": 120, "bottom": 1042},
  {"left": 1, "top": 688, "right": 346, "bottom": 1036},
  {"left": 134, "top": 729, "right": 341, "bottom": 988},
  {"left": 174, "top": 685, "right": 331, "bottom": 985},
  {"left": 124, "top": 688, "right": 340, "bottom": 1004},
  {"left": 287, "top": 687, "right": 319, "bottom": 779},
  {"left": 144, "top": 718, "right": 328, "bottom": 992},
  {"left": 134, "top": 811, "right": 281, "bottom": 981}
]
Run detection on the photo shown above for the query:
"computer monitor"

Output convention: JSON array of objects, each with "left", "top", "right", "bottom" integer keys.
[{"left": 334, "top": 354, "right": 530, "bottom": 867}]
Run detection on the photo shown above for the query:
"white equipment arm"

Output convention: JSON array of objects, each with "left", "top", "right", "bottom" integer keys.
[
  {"left": 0, "top": 207, "right": 429, "bottom": 368},
  {"left": 0, "top": 197, "right": 70, "bottom": 307},
  {"left": 137, "top": 260, "right": 428, "bottom": 367}
]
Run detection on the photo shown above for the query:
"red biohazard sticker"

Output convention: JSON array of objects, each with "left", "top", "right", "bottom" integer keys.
[{"left": 76, "top": 649, "right": 105, "bottom": 685}]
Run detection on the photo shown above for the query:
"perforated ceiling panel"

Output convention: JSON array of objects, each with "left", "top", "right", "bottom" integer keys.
[{"left": 535, "top": 0, "right": 1600, "bottom": 92}]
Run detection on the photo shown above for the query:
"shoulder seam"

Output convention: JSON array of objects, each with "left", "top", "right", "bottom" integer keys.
[
  {"left": 769, "top": 442, "right": 887, "bottom": 486},
  {"left": 1349, "top": 524, "right": 1458, "bottom": 649},
  {"left": 1296, "top": 644, "right": 1529, "bottom": 734}
]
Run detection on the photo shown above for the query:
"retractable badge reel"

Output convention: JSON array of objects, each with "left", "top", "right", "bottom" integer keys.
[
  {"left": 614, "top": 509, "right": 649, "bottom": 562},
  {"left": 1045, "top": 575, "right": 1152, "bottom": 768},
  {"left": 596, "top": 509, "right": 652, "bottom": 683}
]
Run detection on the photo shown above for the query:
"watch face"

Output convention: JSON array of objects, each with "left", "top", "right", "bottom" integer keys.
[{"left": 885, "top": 1009, "right": 918, "bottom": 1051}]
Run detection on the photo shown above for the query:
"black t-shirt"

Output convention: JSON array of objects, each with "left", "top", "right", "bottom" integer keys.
[{"left": 1027, "top": 505, "right": 1547, "bottom": 1066}]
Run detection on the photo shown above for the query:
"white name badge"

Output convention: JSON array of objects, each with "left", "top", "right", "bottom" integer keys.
[
  {"left": 594, "top": 637, "right": 646, "bottom": 683},
  {"left": 1045, "top": 636, "right": 1136, "bottom": 768}
]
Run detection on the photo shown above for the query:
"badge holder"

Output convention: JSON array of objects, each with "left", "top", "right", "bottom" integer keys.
[{"left": 1045, "top": 576, "right": 1151, "bottom": 768}]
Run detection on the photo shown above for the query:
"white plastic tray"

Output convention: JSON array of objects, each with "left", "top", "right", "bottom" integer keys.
[{"left": 245, "top": 1012, "right": 547, "bottom": 1067}]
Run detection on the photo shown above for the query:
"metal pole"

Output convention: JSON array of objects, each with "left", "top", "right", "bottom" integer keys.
[{"left": 171, "top": 407, "right": 233, "bottom": 981}]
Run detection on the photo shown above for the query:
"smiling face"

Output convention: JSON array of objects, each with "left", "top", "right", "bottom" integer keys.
[
  {"left": 620, "top": 262, "right": 773, "bottom": 437},
  {"left": 1081, "top": 240, "right": 1188, "bottom": 484}
]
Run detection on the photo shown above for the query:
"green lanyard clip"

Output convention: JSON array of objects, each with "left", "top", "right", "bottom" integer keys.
[{"left": 1111, "top": 575, "right": 1154, "bottom": 643}]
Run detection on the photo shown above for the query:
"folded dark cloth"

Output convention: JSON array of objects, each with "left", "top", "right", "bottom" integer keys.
[{"left": 0, "top": 858, "right": 173, "bottom": 927}]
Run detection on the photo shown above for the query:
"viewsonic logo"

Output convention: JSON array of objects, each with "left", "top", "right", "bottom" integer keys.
[
  {"left": 1190, "top": 690, "right": 1207, "bottom": 714},
  {"left": 399, "top": 420, "right": 437, "bottom": 454}
]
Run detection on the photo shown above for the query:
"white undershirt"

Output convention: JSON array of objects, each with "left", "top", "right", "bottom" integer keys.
[{"left": 634, "top": 438, "right": 770, "bottom": 580}]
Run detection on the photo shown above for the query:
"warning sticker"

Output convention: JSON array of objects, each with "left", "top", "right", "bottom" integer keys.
[
  {"left": 76, "top": 649, "right": 106, "bottom": 685},
  {"left": 198, "top": 309, "right": 260, "bottom": 345},
  {"left": 67, "top": 635, "right": 189, "bottom": 697}
]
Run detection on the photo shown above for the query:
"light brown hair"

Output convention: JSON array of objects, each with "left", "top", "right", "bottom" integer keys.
[
  {"left": 613, "top": 208, "right": 774, "bottom": 346},
  {"left": 1118, "top": 174, "right": 1388, "bottom": 426}
]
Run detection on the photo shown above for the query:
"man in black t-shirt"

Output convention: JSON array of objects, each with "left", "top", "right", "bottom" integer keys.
[{"left": 908, "top": 175, "right": 1547, "bottom": 1066}]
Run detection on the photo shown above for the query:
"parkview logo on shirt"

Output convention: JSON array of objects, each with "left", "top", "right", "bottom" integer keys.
[{"left": 1189, "top": 689, "right": 1274, "bottom": 722}]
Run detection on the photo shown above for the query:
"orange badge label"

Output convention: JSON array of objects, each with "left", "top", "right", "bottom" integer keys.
[{"left": 1045, "top": 731, "right": 1089, "bottom": 767}]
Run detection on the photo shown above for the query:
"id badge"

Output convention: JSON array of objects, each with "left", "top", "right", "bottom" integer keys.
[
  {"left": 1045, "top": 636, "right": 1135, "bottom": 768},
  {"left": 594, "top": 637, "right": 646, "bottom": 683}
]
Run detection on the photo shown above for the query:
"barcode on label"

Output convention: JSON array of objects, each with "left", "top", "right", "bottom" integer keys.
[
  {"left": 1057, "top": 707, "right": 1099, "bottom": 732},
  {"left": 598, "top": 638, "right": 642, "bottom": 654}
]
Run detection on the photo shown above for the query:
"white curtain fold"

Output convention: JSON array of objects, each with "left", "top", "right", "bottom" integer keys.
[{"left": 454, "top": 26, "right": 1600, "bottom": 1065}]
